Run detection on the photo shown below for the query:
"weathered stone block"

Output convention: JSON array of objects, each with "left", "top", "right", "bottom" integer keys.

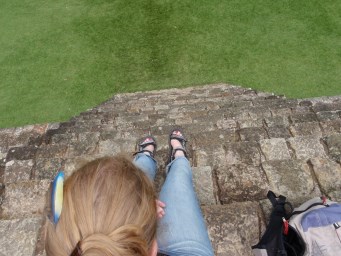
[
  {"left": 126, "top": 104, "right": 141, "bottom": 113},
  {"left": 329, "top": 191, "right": 341, "bottom": 202},
  {"left": 299, "top": 100, "right": 313, "bottom": 107},
  {"left": 66, "top": 132, "right": 100, "bottom": 157},
  {"left": 0, "top": 161, "right": 5, "bottom": 184},
  {"left": 113, "top": 121, "right": 137, "bottom": 132},
  {"left": 316, "top": 111, "right": 341, "bottom": 121},
  {"left": 183, "top": 122, "right": 216, "bottom": 135},
  {"left": 313, "top": 101, "right": 341, "bottom": 112},
  {"left": 0, "top": 217, "right": 43, "bottom": 256},
  {"left": 5, "top": 160, "right": 33, "bottom": 183},
  {"left": 289, "top": 122, "right": 322, "bottom": 137},
  {"left": 0, "top": 129, "right": 13, "bottom": 158},
  {"left": 0, "top": 183, "right": 4, "bottom": 206},
  {"left": 36, "top": 144, "right": 68, "bottom": 159},
  {"left": 224, "top": 142, "right": 262, "bottom": 166},
  {"left": 192, "top": 130, "right": 238, "bottom": 150},
  {"left": 320, "top": 120, "right": 341, "bottom": 136},
  {"left": 309, "top": 158, "right": 341, "bottom": 195},
  {"left": 288, "top": 136, "right": 326, "bottom": 160},
  {"left": 203, "top": 202, "right": 264, "bottom": 256},
  {"left": 193, "top": 146, "right": 228, "bottom": 168},
  {"left": 230, "top": 109, "right": 252, "bottom": 120},
  {"left": 271, "top": 108, "right": 292, "bottom": 117},
  {"left": 290, "top": 113, "right": 317, "bottom": 123},
  {"left": 7, "top": 125, "right": 45, "bottom": 148},
  {"left": 0, "top": 128, "right": 14, "bottom": 147},
  {"left": 1, "top": 180, "right": 50, "bottom": 218},
  {"left": 216, "top": 164, "right": 268, "bottom": 202},
  {"left": 6, "top": 146, "right": 38, "bottom": 161},
  {"left": 149, "top": 112, "right": 168, "bottom": 120},
  {"left": 50, "top": 132, "right": 77, "bottom": 144},
  {"left": 47, "top": 122, "right": 60, "bottom": 131},
  {"left": 238, "top": 119, "right": 263, "bottom": 128},
  {"left": 239, "top": 127, "right": 268, "bottom": 141},
  {"left": 194, "top": 149, "right": 212, "bottom": 167},
  {"left": 86, "top": 123, "right": 114, "bottom": 133},
  {"left": 154, "top": 104, "right": 169, "bottom": 111},
  {"left": 98, "top": 139, "right": 135, "bottom": 155},
  {"left": 216, "top": 118, "right": 237, "bottom": 129},
  {"left": 114, "top": 114, "right": 149, "bottom": 126},
  {"left": 253, "top": 99, "right": 297, "bottom": 109},
  {"left": 0, "top": 147, "right": 7, "bottom": 160},
  {"left": 267, "top": 126, "right": 292, "bottom": 139},
  {"left": 232, "top": 100, "right": 253, "bottom": 108},
  {"left": 292, "top": 106, "right": 311, "bottom": 114},
  {"left": 192, "top": 166, "right": 216, "bottom": 205},
  {"left": 260, "top": 138, "right": 291, "bottom": 161},
  {"left": 201, "top": 102, "right": 221, "bottom": 111},
  {"left": 34, "top": 158, "right": 65, "bottom": 180},
  {"left": 264, "top": 116, "right": 290, "bottom": 127},
  {"left": 262, "top": 160, "right": 321, "bottom": 206},
  {"left": 324, "top": 134, "right": 341, "bottom": 163},
  {"left": 248, "top": 107, "right": 272, "bottom": 119},
  {"left": 175, "top": 116, "right": 193, "bottom": 125}
]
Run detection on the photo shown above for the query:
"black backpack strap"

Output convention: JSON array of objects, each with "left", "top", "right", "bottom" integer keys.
[
  {"left": 267, "top": 191, "right": 284, "bottom": 206},
  {"left": 252, "top": 191, "right": 289, "bottom": 255},
  {"left": 267, "top": 191, "right": 293, "bottom": 218},
  {"left": 290, "top": 202, "right": 327, "bottom": 217},
  {"left": 267, "top": 190, "right": 286, "bottom": 206}
]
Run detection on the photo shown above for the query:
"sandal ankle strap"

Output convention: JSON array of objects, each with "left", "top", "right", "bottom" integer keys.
[
  {"left": 172, "top": 148, "right": 187, "bottom": 160},
  {"left": 133, "top": 149, "right": 155, "bottom": 158}
]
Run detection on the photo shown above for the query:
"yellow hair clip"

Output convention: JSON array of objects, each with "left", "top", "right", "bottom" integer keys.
[{"left": 51, "top": 171, "right": 64, "bottom": 224}]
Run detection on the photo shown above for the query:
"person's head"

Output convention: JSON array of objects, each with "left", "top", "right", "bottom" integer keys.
[{"left": 46, "top": 155, "right": 158, "bottom": 256}]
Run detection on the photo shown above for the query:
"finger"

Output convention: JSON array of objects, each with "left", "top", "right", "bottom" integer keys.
[
  {"left": 157, "top": 211, "right": 165, "bottom": 219},
  {"left": 157, "top": 207, "right": 165, "bottom": 214},
  {"left": 157, "top": 207, "right": 165, "bottom": 215},
  {"left": 157, "top": 200, "right": 166, "bottom": 208}
]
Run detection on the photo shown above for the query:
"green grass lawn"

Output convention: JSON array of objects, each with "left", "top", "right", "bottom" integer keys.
[{"left": 1, "top": 0, "right": 340, "bottom": 128}]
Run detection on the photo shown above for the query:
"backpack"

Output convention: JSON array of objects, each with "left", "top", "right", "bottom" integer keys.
[{"left": 252, "top": 191, "right": 341, "bottom": 256}]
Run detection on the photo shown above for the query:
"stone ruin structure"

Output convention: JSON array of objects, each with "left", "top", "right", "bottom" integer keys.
[{"left": 0, "top": 84, "right": 341, "bottom": 255}]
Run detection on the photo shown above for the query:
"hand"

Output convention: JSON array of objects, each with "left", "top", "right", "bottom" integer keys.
[{"left": 156, "top": 200, "right": 166, "bottom": 219}]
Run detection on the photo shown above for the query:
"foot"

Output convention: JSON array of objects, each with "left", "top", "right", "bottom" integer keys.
[
  {"left": 171, "top": 130, "right": 185, "bottom": 158},
  {"left": 167, "top": 128, "right": 187, "bottom": 164},
  {"left": 142, "top": 144, "right": 155, "bottom": 157},
  {"left": 135, "top": 136, "right": 157, "bottom": 158}
]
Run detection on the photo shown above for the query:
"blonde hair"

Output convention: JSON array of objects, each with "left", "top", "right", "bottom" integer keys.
[{"left": 46, "top": 156, "right": 157, "bottom": 256}]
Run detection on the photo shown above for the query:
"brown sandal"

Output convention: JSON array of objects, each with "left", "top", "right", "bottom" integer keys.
[
  {"left": 168, "top": 128, "right": 187, "bottom": 164},
  {"left": 134, "top": 136, "right": 157, "bottom": 158}
]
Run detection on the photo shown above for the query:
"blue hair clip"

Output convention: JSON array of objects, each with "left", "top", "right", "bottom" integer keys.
[{"left": 51, "top": 171, "right": 64, "bottom": 224}]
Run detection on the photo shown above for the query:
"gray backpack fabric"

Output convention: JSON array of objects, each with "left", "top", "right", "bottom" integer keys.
[
  {"left": 252, "top": 191, "right": 341, "bottom": 256},
  {"left": 289, "top": 197, "right": 341, "bottom": 256}
]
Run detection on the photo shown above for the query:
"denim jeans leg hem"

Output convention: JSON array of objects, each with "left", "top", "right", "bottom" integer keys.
[
  {"left": 165, "top": 156, "right": 190, "bottom": 175},
  {"left": 133, "top": 153, "right": 157, "bottom": 181},
  {"left": 158, "top": 240, "right": 214, "bottom": 256}
]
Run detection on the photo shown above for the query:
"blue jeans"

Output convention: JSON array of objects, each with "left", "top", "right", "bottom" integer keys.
[{"left": 134, "top": 153, "right": 214, "bottom": 256}]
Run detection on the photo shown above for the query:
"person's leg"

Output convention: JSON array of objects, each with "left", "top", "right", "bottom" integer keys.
[
  {"left": 133, "top": 137, "right": 157, "bottom": 181},
  {"left": 133, "top": 153, "right": 157, "bottom": 181},
  {"left": 157, "top": 137, "right": 214, "bottom": 256}
]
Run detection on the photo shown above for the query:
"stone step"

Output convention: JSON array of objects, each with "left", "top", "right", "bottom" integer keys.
[
  {"left": 0, "top": 217, "right": 44, "bottom": 256},
  {"left": 95, "top": 84, "right": 271, "bottom": 110},
  {"left": 0, "top": 84, "right": 341, "bottom": 256},
  {"left": 203, "top": 202, "right": 265, "bottom": 256},
  {"left": 1, "top": 180, "right": 50, "bottom": 219}
]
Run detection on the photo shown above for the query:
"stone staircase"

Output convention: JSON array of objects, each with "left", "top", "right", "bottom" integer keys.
[{"left": 1, "top": 83, "right": 341, "bottom": 255}]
